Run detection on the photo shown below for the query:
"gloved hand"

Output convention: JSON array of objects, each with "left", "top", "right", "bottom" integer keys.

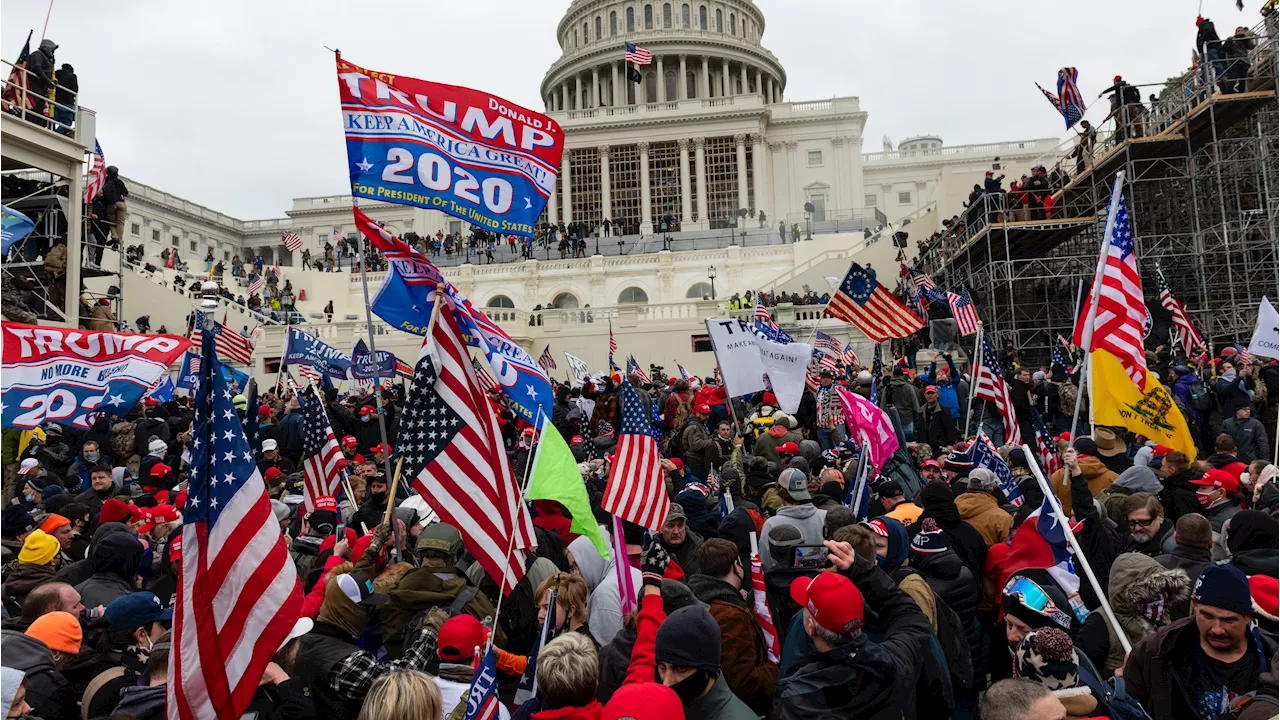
[
  {"left": 370, "top": 522, "right": 391, "bottom": 551},
  {"left": 424, "top": 607, "right": 449, "bottom": 635},
  {"left": 640, "top": 534, "right": 671, "bottom": 587}
]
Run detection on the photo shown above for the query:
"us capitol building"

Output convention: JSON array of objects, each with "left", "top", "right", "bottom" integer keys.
[{"left": 98, "top": 0, "right": 1058, "bottom": 377}]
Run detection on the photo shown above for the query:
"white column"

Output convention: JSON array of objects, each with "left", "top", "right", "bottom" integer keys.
[
  {"left": 740, "top": 64, "right": 748, "bottom": 97},
  {"left": 701, "top": 56, "right": 710, "bottom": 98},
  {"left": 678, "top": 54, "right": 688, "bottom": 100},
  {"left": 655, "top": 55, "right": 665, "bottom": 101},
  {"left": 694, "top": 136, "right": 709, "bottom": 230},
  {"left": 766, "top": 77, "right": 774, "bottom": 104},
  {"left": 678, "top": 138, "right": 693, "bottom": 225},
  {"left": 611, "top": 62, "right": 620, "bottom": 106},
  {"left": 574, "top": 74, "right": 582, "bottom": 110},
  {"left": 831, "top": 136, "right": 844, "bottom": 209},
  {"left": 592, "top": 66, "right": 600, "bottom": 107},
  {"left": 751, "top": 132, "right": 767, "bottom": 215},
  {"left": 563, "top": 81, "right": 571, "bottom": 109},
  {"left": 734, "top": 133, "right": 749, "bottom": 212},
  {"left": 548, "top": 174, "right": 559, "bottom": 223},
  {"left": 754, "top": 68, "right": 762, "bottom": 99},
  {"left": 560, "top": 152, "right": 573, "bottom": 223},
  {"left": 638, "top": 141, "right": 653, "bottom": 237},
  {"left": 722, "top": 58, "right": 730, "bottom": 96},
  {"left": 599, "top": 145, "right": 613, "bottom": 222}
]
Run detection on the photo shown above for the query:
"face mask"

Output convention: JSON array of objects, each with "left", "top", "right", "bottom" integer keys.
[
  {"left": 23, "top": 493, "right": 34, "bottom": 503},
  {"left": 362, "top": 416, "right": 372, "bottom": 423},
  {"left": 370, "top": 491, "right": 387, "bottom": 504},
  {"left": 1196, "top": 489, "right": 1216, "bottom": 508},
  {"left": 84, "top": 451, "right": 100, "bottom": 462},
  {"left": 668, "top": 669, "right": 713, "bottom": 706}
]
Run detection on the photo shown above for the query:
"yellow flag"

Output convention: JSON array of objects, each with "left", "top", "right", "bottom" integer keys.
[{"left": 1090, "top": 350, "right": 1196, "bottom": 457}]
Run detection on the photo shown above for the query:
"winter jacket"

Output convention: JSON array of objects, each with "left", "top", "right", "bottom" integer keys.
[
  {"left": 1101, "top": 552, "right": 1192, "bottom": 674},
  {"left": 1154, "top": 543, "right": 1213, "bottom": 582},
  {"left": 1097, "top": 465, "right": 1164, "bottom": 527},
  {"left": 953, "top": 492, "right": 1012, "bottom": 546},
  {"left": 760, "top": 504, "right": 827, "bottom": 572},
  {"left": 908, "top": 482, "right": 988, "bottom": 584},
  {"left": 753, "top": 426, "right": 801, "bottom": 466},
  {"left": 681, "top": 420, "right": 716, "bottom": 479},
  {"left": 1161, "top": 468, "right": 1206, "bottom": 522},
  {"left": 570, "top": 535, "right": 642, "bottom": 648},
  {"left": 687, "top": 574, "right": 778, "bottom": 716},
  {"left": 26, "top": 41, "right": 55, "bottom": 95},
  {"left": 910, "top": 548, "right": 984, "bottom": 678},
  {"left": 50, "top": 521, "right": 129, "bottom": 589},
  {"left": 685, "top": 671, "right": 757, "bottom": 720},
  {"left": 882, "top": 376, "right": 922, "bottom": 426},
  {"left": 1225, "top": 415, "right": 1270, "bottom": 463},
  {"left": 659, "top": 529, "right": 704, "bottom": 577},
  {"left": 916, "top": 403, "right": 957, "bottom": 451},
  {"left": 1216, "top": 373, "right": 1256, "bottom": 416},
  {"left": 774, "top": 555, "right": 932, "bottom": 720},
  {"left": 1048, "top": 455, "right": 1118, "bottom": 517},
  {"left": 1066, "top": 463, "right": 1123, "bottom": 604},
  {"left": 88, "top": 303, "right": 116, "bottom": 332},
  {"left": 924, "top": 358, "right": 963, "bottom": 419},
  {"left": 75, "top": 531, "right": 144, "bottom": 608},
  {"left": 1, "top": 561, "right": 56, "bottom": 611},
  {"left": 0, "top": 630, "right": 77, "bottom": 720},
  {"left": 1203, "top": 498, "right": 1243, "bottom": 532}
]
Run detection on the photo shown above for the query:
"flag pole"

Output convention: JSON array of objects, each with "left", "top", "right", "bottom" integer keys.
[
  {"left": 490, "top": 405, "right": 545, "bottom": 649},
  {"left": 962, "top": 322, "right": 983, "bottom": 439},
  {"left": 1069, "top": 170, "right": 1126, "bottom": 444},
  {"left": 1021, "top": 443, "right": 1131, "bottom": 653},
  {"left": 354, "top": 216, "right": 401, "bottom": 516}
]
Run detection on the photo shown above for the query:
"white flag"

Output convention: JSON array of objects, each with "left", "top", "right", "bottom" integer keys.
[
  {"left": 564, "top": 352, "right": 592, "bottom": 384},
  {"left": 1248, "top": 297, "right": 1280, "bottom": 360},
  {"left": 704, "top": 318, "right": 812, "bottom": 414}
]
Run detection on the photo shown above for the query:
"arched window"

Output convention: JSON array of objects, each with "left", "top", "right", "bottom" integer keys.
[
  {"left": 583, "top": 21, "right": 589, "bottom": 43},
  {"left": 610, "top": 11, "right": 618, "bottom": 35},
  {"left": 664, "top": 71, "right": 677, "bottom": 102},
  {"left": 663, "top": 3, "right": 672, "bottom": 27},
  {"left": 486, "top": 295, "right": 515, "bottom": 308},
  {"left": 627, "top": 7, "right": 635, "bottom": 32},
  {"left": 715, "top": 8, "right": 722, "bottom": 32},
  {"left": 686, "top": 71, "right": 697, "bottom": 99},
  {"left": 573, "top": 28, "right": 578, "bottom": 47},
  {"left": 595, "top": 16, "right": 602, "bottom": 39},
  {"left": 552, "top": 292, "right": 580, "bottom": 309},
  {"left": 682, "top": 3, "right": 690, "bottom": 27},
  {"left": 644, "top": 71, "right": 658, "bottom": 103},
  {"left": 699, "top": 5, "right": 707, "bottom": 29},
  {"left": 686, "top": 282, "right": 713, "bottom": 299},
  {"left": 729, "top": 12, "right": 735, "bottom": 34},
  {"left": 618, "top": 287, "right": 649, "bottom": 304},
  {"left": 644, "top": 4, "right": 653, "bottom": 29}
]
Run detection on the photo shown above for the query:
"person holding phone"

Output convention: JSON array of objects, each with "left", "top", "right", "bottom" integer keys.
[{"left": 759, "top": 469, "right": 828, "bottom": 572}]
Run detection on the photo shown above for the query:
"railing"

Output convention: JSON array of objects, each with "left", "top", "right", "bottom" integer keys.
[
  {"left": 862, "top": 138, "right": 1057, "bottom": 163},
  {"left": 779, "top": 206, "right": 886, "bottom": 237},
  {"left": 1, "top": 57, "right": 85, "bottom": 141}
]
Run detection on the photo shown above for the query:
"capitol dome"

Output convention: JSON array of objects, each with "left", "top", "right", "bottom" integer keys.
[{"left": 541, "top": 0, "right": 787, "bottom": 111}]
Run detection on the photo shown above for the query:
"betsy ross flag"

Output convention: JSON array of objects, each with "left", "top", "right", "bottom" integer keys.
[
  {"left": 947, "top": 288, "right": 980, "bottom": 336},
  {"left": 190, "top": 322, "right": 256, "bottom": 366},
  {"left": 1073, "top": 177, "right": 1149, "bottom": 390},
  {"left": 626, "top": 355, "right": 650, "bottom": 383},
  {"left": 168, "top": 321, "right": 302, "bottom": 720},
  {"left": 462, "top": 645, "right": 502, "bottom": 720},
  {"left": 827, "top": 263, "right": 925, "bottom": 342},
  {"left": 85, "top": 141, "right": 107, "bottom": 204},
  {"left": 299, "top": 385, "right": 348, "bottom": 516},
  {"left": 1157, "top": 271, "right": 1203, "bottom": 356},
  {"left": 400, "top": 302, "right": 535, "bottom": 590},
  {"left": 537, "top": 344, "right": 557, "bottom": 372},
  {"left": 282, "top": 232, "right": 303, "bottom": 252},
  {"left": 602, "top": 380, "right": 671, "bottom": 532},
  {"left": 974, "top": 336, "right": 1023, "bottom": 446},
  {"left": 624, "top": 41, "right": 653, "bottom": 65}
]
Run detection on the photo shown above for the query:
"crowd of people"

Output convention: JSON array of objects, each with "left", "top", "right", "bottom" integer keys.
[{"left": 1, "top": 331, "right": 1276, "bottom": 720}]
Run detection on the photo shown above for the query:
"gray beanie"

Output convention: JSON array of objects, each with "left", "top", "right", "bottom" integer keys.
[{"left": 270, "top": 499, "right": 290, "bottom": 523}]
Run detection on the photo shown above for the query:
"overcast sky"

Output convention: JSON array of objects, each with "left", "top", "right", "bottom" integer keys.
[{"left": 3, "top": 0, "right": 1228, "bottom": 219}]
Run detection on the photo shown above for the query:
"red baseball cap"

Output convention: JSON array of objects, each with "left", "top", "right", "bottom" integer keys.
[
  {"left": 265, "top": 467, "right": 285, "bottom": 482},
  {"left": 341, "top": 436, "right": 358, "bottom": 448},
  {"left": 437, "top": 615, "right": 489, "bottom": 663},
  {"left": 1191, "top": 468, "right": 1240, "bottom": 494},
  {"left": 668, "top": 458, "right": 684, "bottom": 470},
  {"left": 922, "top": 458, "right": 942, "bottom": 470},
  {"left": 571, "top": 435, "right": 584, "bottom": 446},
  {"left": 258, "top": 404, "right": 272, "bottom": 419},
  {"left": 789, "top": 573, "right": 864, "bottom": 633},
  {"left": 149, "top": 463, "right": 172, "bottom": 479},
  {"left": 359, "top": 406, "right": 375, "bottom": 417},
  {"left": 778, "top": 442, "right": 800, "bottom": 455},
  {"left": 371, "top": 443, "right": 392, "bottom": 454},
  {"left": 312, "top": 496, "right": 338, "bottom": 513},
  {"left": 924, "top": 385, "right": 938, "bottom": 394},
  {"left": 169, "top": 534, "right": 183, "bottom": 565},
  {"left": 697, "top": 404, "right": 712, "bottom": 414},
  {"left": 143, "top": 397, "right": 159, "bottom": 407},
  {"left": 138, "top": 504, "right": 180, "bottom": 533}
]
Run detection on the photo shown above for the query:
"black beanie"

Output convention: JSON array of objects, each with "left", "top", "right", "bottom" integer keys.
[
  {"left": 1007, "top": 447, "right": 1030, "bottom": 469},
  {"left": 655, "top": 605, "right": 721, "bottom": 674}
]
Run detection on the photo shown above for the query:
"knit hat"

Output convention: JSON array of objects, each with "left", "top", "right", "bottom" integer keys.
[
  {"left": 38, "top": 513, "right": 70, "bottom": 535},
  {"left": 2, "top": 505, "right": 36, "bottom": 537},
  {"left": 270, "top": 500, "right": 290, "bottom": 523},
  {"left": 967, "top": 467, "right": 1000, "bottom": 492},
  {"left": 943, "top": 451, "right": 973, "bottom": 475},
  {"left": 18, "top": 529, "right": 60, "bottom": 565},
  {"left": 789, "top": 572, "right": 865, "bottom": 634},
  {"left": 767, "top": 524, "right": 803, "bottom": 565},
  {"left": 437, "top": 615, "right": 489, "bottom": 663},
  {"left": 232, "top": 394, "right": 248, "bottom": 410},
  {"left": 909, "top": 518, "right": 948, "bottom": 556},
  {"left": 1014, "top": 628, "right": 1079, "bottom": 691},
  {"left": 1193, "top": 564, "right": 1253, "bottom": 616},
  {"left": 101, "top": 497, "right": 138, "bottom": 525},
  {"left": 1250, "top": 575, "right": 1278, "bottom": 623},
  {"left": 602, "top": 683, "right": 685, "bottom": 720},
  {"left": 25, "top": 611, "right": 82, "bottom": 655},
  {"left": 655, "top": 605, "right": 722, "bottom": 674},
  {"left": 148, "top": 438, "right": 167, "bottom": 455}
]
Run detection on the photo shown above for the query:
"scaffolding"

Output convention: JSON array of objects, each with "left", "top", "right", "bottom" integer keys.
[{"left": 925, "top": 22, "right": 1279, "bottom": 365}]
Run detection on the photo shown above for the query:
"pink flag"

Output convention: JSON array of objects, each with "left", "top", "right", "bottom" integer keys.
[
  {"left": 612, "top": 515, "right": 637, "bottom": 616},
  {"left": 837, "top": 387, "right": 899, "bottom": 471},
  {"left": 749, "top": 535, "right": 780, "bottom": 662}
]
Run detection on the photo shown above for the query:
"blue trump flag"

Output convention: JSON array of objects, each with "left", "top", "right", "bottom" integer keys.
[
  {"left": 967, "top": 430, "right": 1023, "bottom": 505},
  {"left": 148, "top": 376, "right": 175, "bottom": 403},
  {"left": 350, "top": 339, "right": 397, "bottom": 380},
  {"left": 1, "top": 205, "right": 35, "bottom": 255},
  {"left": 463, "top": 645, "right": 502, "bottom": 720},
  {"left": 177, "top": 351, "right": 202, "bottom": 391},
  {"left": 284, "top": 328, "right": 350, "bottom": 379}
]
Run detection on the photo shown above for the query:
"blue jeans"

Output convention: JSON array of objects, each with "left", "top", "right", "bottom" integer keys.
[{"left": 817, "top": 424, "right": 847, "bottom": 451}]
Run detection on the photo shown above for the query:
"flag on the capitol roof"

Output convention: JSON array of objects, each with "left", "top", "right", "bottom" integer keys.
[
  {"left": 299, "top": 384, "right": 348, "bottom": 517},
  {"left": 827, "top": 263, "right": 925, "bottom": 342},
  {"left": 973, "top": 336, "right": 1022, "bottom": 446},
  {"left": 282, "top": 232, "right": 303, "bottom": 252},
  {"left": 624, "top": 41, "right": 652, "bottom": 65},
  {"left": 168, "top": 318, "right": 302, "bottom": 720},
  {"left": 1156, "top": 271, "right": 1202, "bottom": 356},
  {"left": 602, "top": 379, "right": 671, "bottom": 533},
  {"left": 537, "top": 344, "right": 557, "bottom": 371},
  {"left": 948, "top": 288, "right": 980, "bottom": 336},
  {"left": 85, "top": 141, "right": 106, "bottom": 205},
  {"left": 1073, "top": 177, "right": 1149, "bottom": 391},
  {"left": 966, "top": 430, "right": 1023, "bottom": 506},
  {"left": 462, "top": 645, "right": 502, "bottom": 720},
  {"left": 399, "top": 300, "right": 535, "bottom": 591}
]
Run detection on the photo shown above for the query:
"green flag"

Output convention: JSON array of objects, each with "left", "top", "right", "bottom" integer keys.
[{"left": 527, "top": 416, "right": 610, "bottom": 561}]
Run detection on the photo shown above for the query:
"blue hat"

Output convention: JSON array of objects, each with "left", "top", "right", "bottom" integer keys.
[
  {"left": 1193, "top": 564, "right": 1253, "bottom": 616},
  {"left": 104, "top": 591, "right": 173, "bottom": 632}
]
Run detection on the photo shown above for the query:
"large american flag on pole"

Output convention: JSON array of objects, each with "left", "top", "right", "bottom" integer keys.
[
  {"left": 602, "top": 380, "right": 671, "bottom": 532},
  {"left": 1073, "top": 177, "right": 1149, "bottom": 390},
  {"left": 947, "top": 288, "right": 980, "bottom": 336},
  {"left": 85, "top": 141, "right": 107, "bottom": 205},
  {"left": 282, "top": 232, "right": 303, "bottom": 252},
  {"left": 537, "top": 344, "right": 557, "bottom": 371},
  {"left": 626, "top": 355, "right": 650, "bottom": 383},
  {"left": 190, "top": 322, "right": 256, "bottom": 366},
  {"left": 974, "top": 336, "right": 1023, "bottom": 446},
  {"left": 299, "top": 385, "right": 348, "bottom": 515},
  {"left": 827, "top": 264, "right": 925, "bottom": 342},
  {"left": 399, "top": 302, "right": 535, "bottom": 590},
  {"left": 169, "top": 323, "right": 301, "bottom": 720},
  {"left": 814, "top": 330, "right": 843, "bottom": 356},
  {"left": 624, "top": 41, "right": 653, "bottom": 65},
  {"left": 1057, "top": 67, "right": 1085, "bottom": 129},
  {"left": 1157, "top": 271, "right": 1203, "bottom": 356}
]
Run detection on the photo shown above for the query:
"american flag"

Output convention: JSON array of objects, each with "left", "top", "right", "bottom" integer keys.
[
  {"left": 1073, "top": 180, "right": 1149, "bottom": 390},
  {"left": 842, "top": 343, "right": 860, "bottom": 366},
  {"left": 1234, "top": 344, "right": 1254, "bottom": 365},
  {"left": 1, "top": 34, "right": 33, "bottom": 113},
  {"left": 1057, "top": 67, "right": 1085, "bottom": 129},
  {"left": 190, "top": 322, "right": 256, "bottom": 366},
  {"left": 869, "top": 344, "right": 883, "bottom": 405},
  {"left": 947, "top": 288, "right": 980, "bottom": 336},
  {"left": 537, "top": 344, "right": 557, "bottom": 372},
  {"left": 463, "top": 646, "right": 502, "bottom": 720},
  {"left": 395, "top": 357, "right": 414, "bottom": 379},
  {"left": 400, "top": 301, "right": 536, "bottom": 590},
  {"left": 814, "top": 330, "right": 843, "bottom": 356},
  {"left": 299, "top": 386, "right": 348, "bottom": 516},
  {"left": 1032, "top": 409, "right": 1061, "bottom": 477},
  {"left": 750, "top": 540, "right": 780, "bottom": 663},
  {"left": 827, "top": 264, "right": 925, "bottom": 342},
  {"left": 602, "top": 380, "right": 671, "bottom": 532},
  {"left": 814, "top": 349, "right": 839, "bottom": 370},
  {"left": 282, "top": 232, "right": 303, "bottom": 252},
  {"left": 332, "top": 227, "right": 343, "bottom": 245},
  {"left": 676, "top": 363, "right": 690, "bottom": 381},
  {"left": 168, "top": 323, "right": 301, "bottom": 720},
  {"left": 624, "top": 41, "right": 653, "bottom": 65},
  {"left": 295, "top": 365, "right": 321, "bottom": 384},
  {"left": 85, "top": 141, "right": 106, "bottom": 205},
  {"left": 753, "top": 303, "right": 794, "bottom": 344},
  {"left": 974, "top": 336, "right": 1023, "bottom": 446},
  {"left": 1157, "top": 271, "right": 1203, "bottom": 356},
  {"left": 246, "top": 274, "right": 264, "bottom": 296},
  {"left": 472, "top": 357, "right": 497, "bottom": 393},
  {"left": 966, "top": 430, "right": 1023, "bottom": 506},
  {"left": 609, "top": 321, "right": 618, "bottom": 358},
  {"left": 1052, "top": 338, "right": 1069, "bottom": 371},
  {"left": 910, "top": 268, "right": 948, "bottom": 304},
  {"left": 626, "top": 355, "right": 650, "bottom": 383},
  {"left": 805, "top": 366, "right": 820, "bottom": 393}
]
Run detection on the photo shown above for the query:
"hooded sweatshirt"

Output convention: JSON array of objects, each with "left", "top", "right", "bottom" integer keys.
[
  {"left": 877, "top": 516, "right": 938, "bottom": 632},
  {"left": 0, "top": 630, "right": 76, "bottom": 720},
  {"left": 759, "top": 504, "right": 827, "bottom": 571},
  {"left": 570, "top": 534, "right": 641, "bottom": 648},
  {"left": 908, "top": 481, "right": 988, "bottom": 582},
  {"left": 1100, "top": 552, "right": 1191, "bottom": 674},
  {"left": 75, "top": 531, "right": 144, "bottom": 608},
  {"left": 0, "top": 667, "right": 23, "bottom": 719},
  {"left": 1097, "top": 466, "right": 1164, "bottom": 527}
]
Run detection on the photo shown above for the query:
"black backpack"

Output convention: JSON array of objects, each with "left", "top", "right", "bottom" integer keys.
[
  {"left": 1185, "top": 377, "right": 1213, "bottom": 413},
  {"left": 889, "top": 567, "right": 974, "bottom": 693}
]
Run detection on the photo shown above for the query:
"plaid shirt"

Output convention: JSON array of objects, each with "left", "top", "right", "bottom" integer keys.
[{"left": 330, "top": 626, "right": 441, "bottom": 700}]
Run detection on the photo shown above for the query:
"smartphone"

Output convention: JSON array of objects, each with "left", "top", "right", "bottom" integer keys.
[{"left": 792, "top": 545, "right": 832, "bottom": 570}]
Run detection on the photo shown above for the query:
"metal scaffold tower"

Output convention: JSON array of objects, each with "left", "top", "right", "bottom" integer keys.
[{"left": 925, "top": 23, "right": 1279, "bottom": 365}]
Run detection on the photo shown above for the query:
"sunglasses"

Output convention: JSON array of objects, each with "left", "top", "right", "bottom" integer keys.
[
  {"left": 1128, "top": 516, "right": 1157, "bottom": 529},
  {"left": 1003, "top": 576, "right": 1072, "bottom": 630}
]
